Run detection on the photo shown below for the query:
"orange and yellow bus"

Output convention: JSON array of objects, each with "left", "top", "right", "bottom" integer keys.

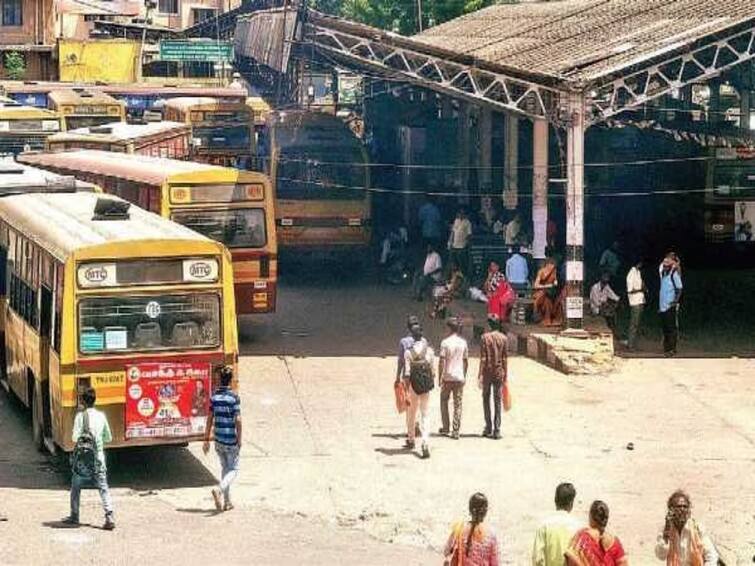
[
  {"left": 163, "top": 97, "right": 254, "bottom": 168},
  {"left": 0, "top": 96, "right": 61, "bottom": 155},
  {"left": 0, "top": 191, "right": 237, "bottom": 451},
  {"left": 265, "top": 110, "right": 371, "bottom": 255},
  {"left": 46, "top": 121, "right": 192, "bottom": 159},
  {"left": 18, "top": 150, "right": 277, "bottom": 314},
  {"left": 48, "top": 89, "right": 125, "bottom": 132}
]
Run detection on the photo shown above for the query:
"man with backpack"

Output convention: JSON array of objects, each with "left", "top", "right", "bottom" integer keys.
[
  {"left": 63, "top": 386, "right": 115, "bottom": 530},
  {"left": 478, "top": 314, "right": 507, "bottom": 439},
  {"left": 402, "top": 323, "right": 435, "bottom": 459}
]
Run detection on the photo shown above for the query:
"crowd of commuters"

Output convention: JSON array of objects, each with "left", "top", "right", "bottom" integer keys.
[{"left": 443, "top": 486, "right": 720, "bottom": 566}]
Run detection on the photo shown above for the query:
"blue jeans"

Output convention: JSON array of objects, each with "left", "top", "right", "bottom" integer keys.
[
  {"left": 215, "top": 443, "right": 240, "bottom": 504},
  {"left": 70, "top": 468, "right": 113, "bottom": 521}
]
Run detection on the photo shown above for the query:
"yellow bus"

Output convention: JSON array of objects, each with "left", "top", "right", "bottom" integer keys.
[
  {"left": 18, "top": 150, "right": 277, "bottom": 314},
  {"left": 0, "top": 191, "right": 238, "bottom": 451},
  {"left": 46, "top": 121, "right": 192, "bottom": 160},
  {"left": 163, "top": 97, "right": 254, "bottom": 168},
  {"left": 265, "top": 110, "right": 371, "bottom": 255},
  {"left": 0, "top": 96, "right": 61, "bottom": 155},
  {"left": 48, "top": 89, "right": 125, "bottom": 132}
]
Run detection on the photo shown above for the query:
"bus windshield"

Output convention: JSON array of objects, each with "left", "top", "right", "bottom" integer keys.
[
  {"left": 79, "top": 292, "right": 220, "bottom": 354},
  {"left": 194, "top": 126, "right": 250, "bottom": 150},
  {"left": 713, "top": 161, "right": 755, "bottom": 198},
  {"left": 277, "top": 148, "right": 366, "bottom": 200},
  {"left": 171, "top": 208, "right": 267, "bottom": 248},
  {"left": 66, "top": 116, "right": 114, "bottom": 130}
]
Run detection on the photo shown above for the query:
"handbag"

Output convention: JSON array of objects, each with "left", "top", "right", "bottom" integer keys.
[
  {"left": 502, "top": 380, "right": 512, "bottom": 412},
  {"left": 394, "top": 380, "right": 409, "bottom": 414}
]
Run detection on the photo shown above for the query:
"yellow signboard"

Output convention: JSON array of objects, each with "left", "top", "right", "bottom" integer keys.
[{"left": 59, "top": 40, "right": 139, "bottom": 83}]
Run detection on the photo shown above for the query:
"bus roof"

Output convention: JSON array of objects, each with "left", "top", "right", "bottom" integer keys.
[
  {"left": 18, "top": 149, "right": 229, "bottom": 186},
  {"left": 0, "top": 158, "right": 97, "bottom": 194},
  {"left": 164, "top": 97, "right": 245, "bottom": 112},
  {"left": 48, "top": 89, "right": 122, "bottom": 106},
  {"left": 102, "top": 85, "right": 246, "bottom": 99},
  {"left": 0, "top": 96, "right": 58, "bottom": 118},
  {"left": 48, "top": 121, "right": 189, "bottom": 143},
  {"left": 0, "top": 191, "right": 211, "bottom": 260}
]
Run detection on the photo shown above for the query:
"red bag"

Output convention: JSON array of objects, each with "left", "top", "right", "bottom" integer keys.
[
  {"left": 502, "top": 380, "right": 512, "bottom": 412},
  {"left": 394, "top": 381, "right": 409, "bottom": 414}
]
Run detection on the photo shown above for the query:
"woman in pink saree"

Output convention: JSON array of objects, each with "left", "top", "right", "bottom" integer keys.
[
  {"left": 565, "top": 501, "right": 628, "bottom": 566},
  {"left": 484, "top": 262, "right": 515, "bottom": 324}
]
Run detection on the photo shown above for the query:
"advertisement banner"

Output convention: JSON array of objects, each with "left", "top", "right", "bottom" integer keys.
[{"left": 125, "top": 362, "right": 211, "bottom": 440}]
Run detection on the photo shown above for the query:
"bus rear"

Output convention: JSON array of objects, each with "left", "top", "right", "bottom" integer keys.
[
  {"left": 49, "top": 89, "right": 125, "bottom": 132},
  {"left": 165, "top": 172, "right": 278, "bottom": 314},
  {"left": 63, "top": 242, "right": 238, "bottom": 450},
  {"left": 0, "top": 96, "right": 61, "bottom": 155}
]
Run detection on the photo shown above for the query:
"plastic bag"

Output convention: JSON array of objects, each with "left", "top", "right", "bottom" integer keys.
[
  {"left": 502, "top": 380, "right": 512, "bottom": 412},
  {"left": 394, "top": 381, "right": 409, "bottom": 414}
]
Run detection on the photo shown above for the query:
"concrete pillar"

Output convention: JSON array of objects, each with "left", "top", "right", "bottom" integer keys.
[
  {"left": 503, "top": 114, "right": 519, "bottom": 210},
  {"left": 532, "top": 118, "right": 548, "bottom": 259},
  {"left": 565, "top": 92, "right": 586, "bottom": 330}
]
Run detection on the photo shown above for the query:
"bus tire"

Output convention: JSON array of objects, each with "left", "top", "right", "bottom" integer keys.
[{"left": 31, "top": 379, "right": 45, "bottom": 452}]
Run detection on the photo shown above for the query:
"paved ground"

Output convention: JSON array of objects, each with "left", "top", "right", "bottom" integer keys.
[{"left": 1, "top": 275, "right": 754, "bottom": 565}]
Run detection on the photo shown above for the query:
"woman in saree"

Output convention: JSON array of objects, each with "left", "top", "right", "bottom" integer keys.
[
  {"left": 532, "top": 257, "right": 563, "bottom": 326},
  {"left": 484, "top": 262, "right": 516, "bottom": 323},
  {"left": 443, "top": 492, "right": 500, "bottom": 566},
  {"left": 565, "top": 500, "right": 628, "bottom": 566}
]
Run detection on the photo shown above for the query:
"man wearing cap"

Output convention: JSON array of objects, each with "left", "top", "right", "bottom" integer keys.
[
  {"left": 478, "top": 314, "right": 507, "bottom": 439},
  {"left": 438, "top": 317, "right": 468, "bottom": 439}
]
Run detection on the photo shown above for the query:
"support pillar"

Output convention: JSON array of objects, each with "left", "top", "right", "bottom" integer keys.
[
  {"left": 479, "top": 107, "right": 492, "bottom": 191},
  {"left": 532, "top": 118, "right": 549, "bottom": 259},
  {"left": 741, "top": 89, "right": 751, "bottom": 130},
  {"left": 458, "top": 102, "right": 471, "bottom": 199},
  {"left": 709, "top": 79, "right": 722, "bottom": 123},
  {"left": 565, "top": 92, "right": 586, "bottom": 330},
  {"left": 503, "top": 114, "right": 519, "bottom": 210}
]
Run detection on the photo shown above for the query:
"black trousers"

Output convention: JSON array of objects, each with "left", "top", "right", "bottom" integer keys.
[
  {"left": 660, "top": 308, "right": 678, "bottom": 353},
  {"left": 482, "top": 377, "right": 502, "bottom": 433}
]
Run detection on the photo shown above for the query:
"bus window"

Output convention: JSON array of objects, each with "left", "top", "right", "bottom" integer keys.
[{"left": 171, "top": 208, "right": 267, "bottom": 248}]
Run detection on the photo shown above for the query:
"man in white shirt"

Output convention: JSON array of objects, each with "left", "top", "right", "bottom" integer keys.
[
  {"left": 625, "top": 259, "right": 646, "bottom": 350},
  {"left": 505, "top": 250, "right": 529, "bottom": 287},
  {"left": 655, "top": 490, "right": 718, "bottom": 565},
  {"left": 532, "top": 483, "right": 583, "bottom": 566},
  {"left": 504, "top": 212, "right": 522, "bottom": 246},
  {"left": 63, "top": 386, "right": 115, "bottom": 530},
  {"left": 438, "top": 317, "right": 468, "bottom": 440},
  {"left": 589, "top": 272, "right": 620, "bottom": 333},
  {"left": 414, "top": 243, "right": 443, "bottom": 301},
  {"left": 447, "top": 209, "right": 472, "bottom": 276}
]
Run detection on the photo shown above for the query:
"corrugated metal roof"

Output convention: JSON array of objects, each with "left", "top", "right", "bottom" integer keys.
[
  {"left": 235, "top": 7, "right": 299, "bottom": 73},
  {"left": 0, "top": 192, "right": 210, "bottom": 260},
  {"left": 413, "top": 0, "right": 755, "bottom": 84}
]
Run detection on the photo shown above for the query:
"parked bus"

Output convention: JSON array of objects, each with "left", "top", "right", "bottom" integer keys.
[
  {"left": 48, "top": 89, "right": 125, "bottom": 131},
  {"left": 163, "top": 97, "right": 254, "bottom": 168},
  {"left": 0, "top": 96, "right": 61, "bottom": 155},
  {"left": 46, "top": 121, "right": 192, "bottom": 159},
  {"left": 705, "top": 146, "right": 755, "bottom": 244},
  {"left": 0, "top": 191, "right": 238, "bottom": 451},
  {"left": 265, "top": 110, "right": 371, "bottom": 254},
  {"left": 18, "top": 150, "right": 277, "bottom": 314},
  {"left": 0, "top": 158, "right": 97, "bottom": 194}
]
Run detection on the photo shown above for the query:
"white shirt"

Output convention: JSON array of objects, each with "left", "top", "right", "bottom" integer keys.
[
  {"left": 423, "top": 251, "right": 443, "bottom": 280},
  {"left": 505, "top": 218, "right": 521, "bottom": 245},
  {"left": 448, "top": 218, "right": 472, "bottom": 249},
  {"left": 506, "top": 253, "right": 529, "bottom": 284},
  {"left": 440, "top": 334, "right": 468, "bottom": 383},
  {"left": 655, "top": 520, "right": 718, "bottom": 566},
  {"left": 626, "top": 266, "right": 645, "bottom": 306},
  {"left": 589, "top": 282, "right": 620, "bottom": 315}
]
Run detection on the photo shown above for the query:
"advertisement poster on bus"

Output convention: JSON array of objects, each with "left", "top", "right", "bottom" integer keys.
[
  {"left": 735, "top": 201, "right": 754, "bottom": 242},
  {"left": 125, "top": 362, "right": 211, "bottom": 440}
]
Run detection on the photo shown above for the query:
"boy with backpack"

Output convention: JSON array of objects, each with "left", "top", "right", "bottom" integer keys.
[
  {"left": 403, "top": 323, "right": 435, "bottom": 459},
  {"left": 63, "top": 386, "right": 115, "bottom": 530}
]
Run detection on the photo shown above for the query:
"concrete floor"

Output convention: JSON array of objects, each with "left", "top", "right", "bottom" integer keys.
[{"left": 0, "top": 279, "right": 753, "bottom": 564}]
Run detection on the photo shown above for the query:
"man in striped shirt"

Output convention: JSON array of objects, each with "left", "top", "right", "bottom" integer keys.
[{"left": 203, "top": 366, "right": 242, "bottom": 512}]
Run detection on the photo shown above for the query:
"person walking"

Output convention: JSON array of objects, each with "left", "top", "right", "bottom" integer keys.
[
  {"left": 532, "top": 483, "right": 582, "bottom": 566},
  {"left": 438, "top": 317, "right": 468, "bottom": 440},
  {"left": 655, "top": 490, "right": 718, "bottom": 565},
  {"left": 63, "top": 386, "right": 115, "bottom": 530},
  {"left": 659, "top": 252, "right": 683, "bottom": 357},
  {"left": 396, "top": 314, "right": 421, "bottom": 435},
  {"left": 565, "top": 500, "right": 628, "bottom": 566},
  {"left": 448, "top": 208, "right": 473, "bottom": 276},
  {"left": 203, "top": 366, "right": 242, "bottom": 512},
  {"left": 403, "top": 323, "right": 435, "bottom": 458},
  {"left": 478, "top": 314, "right": 507, "bottom": 439},
  {"left": 443, "top": 493, "right": 500, "bottom": 566},
  {"left": 625, "top": 259, "right": 646, "bottom": 350}
]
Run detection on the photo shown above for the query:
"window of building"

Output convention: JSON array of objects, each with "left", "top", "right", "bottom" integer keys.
[
  {"left": 192, "top": 8, "right": 215, "bottom": 24},
  {"left": 158, "top": 0, "right": 178, "bottom": 14},
  {"left": 1, "top": 0, "right": 23, "bottom": 26}
]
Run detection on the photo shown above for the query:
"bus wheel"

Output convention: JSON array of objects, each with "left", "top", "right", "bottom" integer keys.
[{"left": 31, "top": 381, "right": 45, "bottom": 452}]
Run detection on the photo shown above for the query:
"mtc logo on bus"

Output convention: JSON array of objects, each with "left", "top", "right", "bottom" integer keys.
[
  {"left": 84, "top": 266, "right": 109, "bottom": 283},
  {"left": 189, "top": 262, "right": 212, "bottom": 279}
]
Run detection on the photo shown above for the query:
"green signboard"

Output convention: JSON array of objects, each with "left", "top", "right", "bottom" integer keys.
[{"left": 159, "top": 40, "right": 233, "bottom": 62}]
